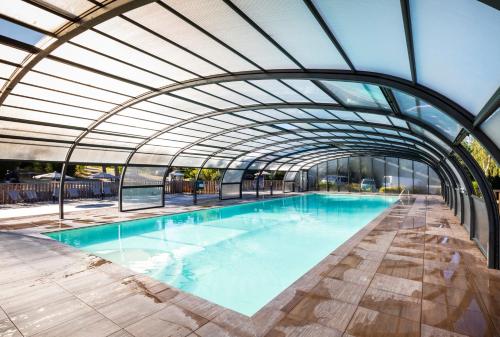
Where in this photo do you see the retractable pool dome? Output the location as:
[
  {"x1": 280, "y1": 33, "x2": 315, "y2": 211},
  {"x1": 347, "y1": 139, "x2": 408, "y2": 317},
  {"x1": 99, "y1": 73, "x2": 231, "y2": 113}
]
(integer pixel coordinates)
[{"x1": 0, "y1": 0, "x2": 499, "y2": 266}]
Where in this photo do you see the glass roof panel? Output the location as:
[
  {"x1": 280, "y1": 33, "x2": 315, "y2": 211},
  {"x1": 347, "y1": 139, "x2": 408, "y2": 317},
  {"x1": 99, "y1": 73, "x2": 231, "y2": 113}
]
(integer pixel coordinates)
[
  {"x1": 389, "y1": 117, "x2": 408, "y2": 129},
  {"x1": 0, "y1": 44, "x2": 30, "y2": 64},
  {"x1": 304, "y1": 109, "x2": 335, "y2": 119},
  {"x1": 0, "y1": 0, "x2": 67, "y2": 32},
  {"x1": 4, "y1": 94, "x2": 104, "y2": 120},
  {"x1": 232, "y1": 0, "x2": 348, "y2": 69},
  {"x1": 0, "y1": 139, "x2": 69, "y2": 161},
  {"x1": 250, "y1": 80, "x2": 307, "y2": 102},
  {"x1": 70, "y1": 147, "x2": 130, "y2": 164},
  {"x1": 41, "y1": 0, "x2": 95, "y2": 16},
  {"x1": 329, "y1": 110, "x2": 361, "y2": 121},
  {"x1": 480, "y1": 108, "x2": 500, "y2": 150},
  {"x1": 135, "y1": 101, "x2": 195, "y2": 119},
  {"x1": 51, "y1": 43, "x2": 171, "y2": 88},
  {"x1": 126, "y1": 3, "x2": 257, "y2": 72},
  {"x1": 411, "y1": 0, "x2": 500, "y2": 115},
  {"x1": 195, "y1": 84, "x2": 258, "y2": 106},
  {"x1": 283, "y1": 80, "x2": 336, "y2": 103},
  {"x1": 34, "y1": 59, "x2": 146, "y2": 97},
  {"x1": 12, "y1": 83, "x2": 116, "y2": 112},
  {"x1": 410, "y1": 124, "x2": 452, "y2": 154},
  {"x1": 356, "y1": 113, "x2": 391, "y2": 125},
  {"x1": 149, "y1": 95, "x2": 212, "y2": 114},
  {"x1": 172, "y1": 88, "x2": 236, "y2": 109},
  {"x1": 0, "y1": 63, "x2": 17, "y2": 79},
  {"x1": 0, "y1": 105, "x2": 92, "y2": 128},
  {"x1": 234, "y1": 111, "x2": 274, "y2": 122},
  {"x1": 22, "y1": 72, "x2": 129, "y2": 104},
  {"x1": 95, "y1": 16, "x2": 222, "y2": 77},
  {"x1": 119, "y1": 108, "x2": 180, "y2": 125},
  {"x1": 313, "y1": 0, "x2": 411, "y2": 80},
  {"x1": 394, "y1": 90, "x2": 461, "y2": 140},
  {"x1": 72, "y1": 30, "x2": 196, "y2": 82},
  {"x1": 213, "y1": 115, "x2": 250, "y2": 126},
  {"x1": 321, "y1": 81, "x2": 390, "y2": 109},
  {"x1": 95, "y1": 122, "x2": 154, "y2": 137},
  {"x1": 164, "y1": 0, "x2": 297, "y2": 70},
  {"x1": 221, "y1": 81, "x2": 281, "y2": 104}
]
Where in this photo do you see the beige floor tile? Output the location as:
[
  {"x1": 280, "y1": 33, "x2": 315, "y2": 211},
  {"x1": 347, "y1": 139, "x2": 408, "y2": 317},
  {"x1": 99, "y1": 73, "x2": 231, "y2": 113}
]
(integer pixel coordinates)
[
  {"x1": 359, "y1": 287, "x2": 421, "y2": 322},
  {"x1": 287, "y1": 294, "x2": 357, "y2": 331},
  {"x1": 31, "y1": 311, "x2": 120, "y2": 337},
  {"x1": 309, "y1": 278, "x2": 367, "y2": 305},
  {"x1": 264, "y1": 317, "x2": 342, "y2": 337},
  {"x1": 346, "y1": 306, "x2": 420, "y2": 337},
  {"x1": 9, "y1": 296, "x2": 93, "y2": 336},
  {"x1": 370, "y1": 273, "x2": 422, "y2": 298},
  {"x1": 98, "y1": 293, "x2": 167, "y2": 328}
]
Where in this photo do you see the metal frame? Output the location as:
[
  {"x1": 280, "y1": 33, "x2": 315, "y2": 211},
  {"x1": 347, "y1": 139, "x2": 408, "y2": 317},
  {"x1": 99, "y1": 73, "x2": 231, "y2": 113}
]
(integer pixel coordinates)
[{"x1": 0, "y1": 0, "x2": 498, "y2": 267}]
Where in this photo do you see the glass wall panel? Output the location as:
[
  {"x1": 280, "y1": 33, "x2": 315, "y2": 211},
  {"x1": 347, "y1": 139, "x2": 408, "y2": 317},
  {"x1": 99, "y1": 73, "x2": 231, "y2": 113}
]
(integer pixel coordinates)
[
  {"x1": 349, "y1": 157, "x2": 361, "y2": 192},
  {"x1": 337, "y1": 157, "x2": 349, "y2": 192},
  {"x1": 413, "y1": 162, "x2": 429, "y2": 194},
  {"x1": 284, "y1": 181, "x2": 295, "y2": 193},
  {"x1": 472, "y1": 197, "x2": 488, "y2": 254},
  {"x1": 222, "y1": 169, "x2": 244, "y2": 183},
  {"x1": 121, "y1": 166, "x2": 166, "y2": 211},
  {"x1": 307, "y1": 156, "x2": 440, "y2": 195},
  {"x1": 122, "y1": 186, "x2": 163, "y2": 211},
  {"x1": 360, "y1": 157, "x2": 374, "y2": 192},
  {"x1": 327, "y1": 159, "x2": 338, "y2": 191},
  {"x1": 307, "y1": 165, "x2": 318, "y2": 190},
  {"x1": 429, "y1": 167, "x2": 441, "y2": 195},
  {"x1": 220, "y1": 184, "x2": 240, "y2": 200},
  {"x1": 399, "y1": 159, "x2": 414, "y2": 193},
  {"x1": 317, "y1": 161, "x2": 327, "y2": 191},
  {"x1": 373, "y1": 157, "x2": 385, "y2": 192},
  {"x1": 123, "y1": 166, "x2": 166, "y2": 186},
  {"x1": 385, "y1": 157, "x2": 400, "y2": 193}
]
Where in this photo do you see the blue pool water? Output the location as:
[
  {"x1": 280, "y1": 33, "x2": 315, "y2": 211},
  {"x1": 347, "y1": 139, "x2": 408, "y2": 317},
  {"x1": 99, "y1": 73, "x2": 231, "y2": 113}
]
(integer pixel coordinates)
[{"x1": 46, "y1": 194, "x2": 398, "y2": 316}]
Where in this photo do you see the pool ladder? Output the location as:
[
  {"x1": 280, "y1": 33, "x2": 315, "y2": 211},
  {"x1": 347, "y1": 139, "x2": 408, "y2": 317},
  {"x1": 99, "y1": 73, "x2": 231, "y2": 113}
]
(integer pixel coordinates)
[{"x1": 399, "y1": 187, "x2": 410, "y2": 204}]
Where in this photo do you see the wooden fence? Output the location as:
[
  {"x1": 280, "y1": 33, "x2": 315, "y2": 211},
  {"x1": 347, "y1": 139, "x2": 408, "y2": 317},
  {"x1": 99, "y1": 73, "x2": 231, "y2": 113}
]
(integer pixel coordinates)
[
  {"x1": 0, "y1": 181, "x2": 119, "y2": 204},
  {"x1": 0, "y1": 179, "x2": 287, "y2": 204}
]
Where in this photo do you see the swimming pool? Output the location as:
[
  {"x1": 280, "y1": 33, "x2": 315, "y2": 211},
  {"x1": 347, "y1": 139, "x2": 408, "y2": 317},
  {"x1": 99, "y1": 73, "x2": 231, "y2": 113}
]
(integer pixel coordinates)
[{"x1": 47, "y1": 194, "x2": 398, "y2": 316}]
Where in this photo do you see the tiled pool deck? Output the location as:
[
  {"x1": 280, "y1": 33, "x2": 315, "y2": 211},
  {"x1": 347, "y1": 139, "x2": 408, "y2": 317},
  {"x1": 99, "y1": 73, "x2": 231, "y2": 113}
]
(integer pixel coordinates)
[{"x1": 0, "y1": 195, "x2": 499, "y2": 337}]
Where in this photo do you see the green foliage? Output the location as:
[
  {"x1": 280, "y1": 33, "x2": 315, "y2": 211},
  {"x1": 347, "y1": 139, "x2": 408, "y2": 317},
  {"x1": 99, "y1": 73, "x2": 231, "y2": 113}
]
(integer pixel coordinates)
[
  {"x1": 463, "y1": 136, "x2": 500, "y2": 179},
  {"x1": 200, "y1": 169, "x2": 220, "y2": 181},
  {"x1": 182, "y1": 168, "x2": 198, "y2": 180},
  {"x1": 472, "y1": 181, "x2": 482, "y2": 197}
]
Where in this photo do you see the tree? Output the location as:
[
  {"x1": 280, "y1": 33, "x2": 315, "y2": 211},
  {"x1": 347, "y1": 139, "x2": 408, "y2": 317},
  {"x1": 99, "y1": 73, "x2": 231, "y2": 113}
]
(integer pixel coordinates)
[
  {"x1": 200, "y1": 169, "x2": 220, "y2": 181},
  {"x1": 463, "y1": 136, "x2": 500, "y2": 178}
]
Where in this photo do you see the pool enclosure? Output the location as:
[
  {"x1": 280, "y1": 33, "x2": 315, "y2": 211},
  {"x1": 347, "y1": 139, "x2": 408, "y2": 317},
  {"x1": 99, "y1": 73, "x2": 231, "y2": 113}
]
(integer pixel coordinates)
[{"x1": 0, "y1": 0, "x2": 499, "y2": 267}]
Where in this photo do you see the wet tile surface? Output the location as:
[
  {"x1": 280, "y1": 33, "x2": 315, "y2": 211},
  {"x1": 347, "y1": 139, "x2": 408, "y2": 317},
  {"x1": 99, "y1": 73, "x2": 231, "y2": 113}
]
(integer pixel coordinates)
[{"x1": 0, "y1": 195, "x2": 498, "y2": 337}]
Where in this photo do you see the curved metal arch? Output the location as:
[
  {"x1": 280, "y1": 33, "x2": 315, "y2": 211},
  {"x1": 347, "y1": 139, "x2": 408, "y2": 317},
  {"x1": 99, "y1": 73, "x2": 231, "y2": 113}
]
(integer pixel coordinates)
[
  {"x1": 244, "y1": 139, "x2": 440, "y2": 186},
  {"x1": 69, "y1": 70, "x2": 497, "y2": 162},
  {"x1": 240, "y1": 147, "x2": 436, "y2": 197},
  {"x1": 284, "y1": 147, "x2": 436, "y2": 173},
  {"x1": 65, "y1": 72, "x2": 498, "y2": 210},
  {"x1": 151, "y1": 101, "x2": 457, "y2": 186},
  {"x1": 253, "y1": 145, "x2": 437, "y2": 184},
  {"x1": 200, "y1": 125, "x2": 446, "y2": 183}
]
